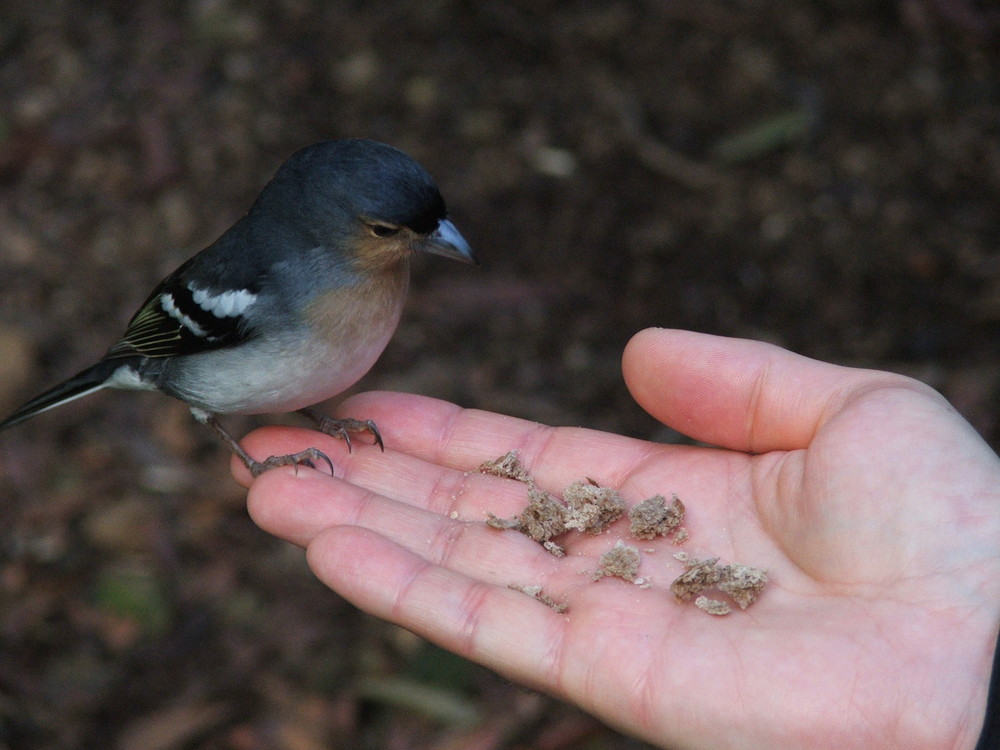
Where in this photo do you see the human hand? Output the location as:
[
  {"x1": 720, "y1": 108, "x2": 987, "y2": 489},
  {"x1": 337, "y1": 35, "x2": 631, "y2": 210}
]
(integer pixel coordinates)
[{"x1": 236, "y1": 328, "x2": 1000, "y2": 749}]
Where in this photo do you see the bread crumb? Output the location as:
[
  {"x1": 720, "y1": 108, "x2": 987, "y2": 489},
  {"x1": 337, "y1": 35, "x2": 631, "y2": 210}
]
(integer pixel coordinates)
[
  {"x1": 670, "y1": 556, "x2": 722, "y2": 602},
  {"x1": 718, "y1": 563, "x2": 768, "y2": 609},
  {"x1": 478, "y1": 450, "x2": 533, "y2": 483},
  {"x1": 508, "y1": 583, "x2": 568, "y2": 613},
  {"x1": 520, "y1": 488, "x2": 567, "y2": 542},
  {"x1": 563, "y1": 479, "x2": 627, "y2": 534},
  {"x1": 592, "y1": 540, "x2": 641, "y2": 582},
  {"x1": 542, "y1": 540, "x2": 566, "y2": 557},
  {"x1": 485, "y1": 513, "x2": 520, "y2": 530},
  {"x1": 628, "y1": 493, "x2": 685, "y2": 540},
  {"x1": 486, "y1": 487, "x2": 566, "y2": 555},
  {"x1": 695, "y1": 596, "x2": 731, "y2": 616},
  {"x1": 671, "y1": 556, "x2": 769, "y2": 611}
]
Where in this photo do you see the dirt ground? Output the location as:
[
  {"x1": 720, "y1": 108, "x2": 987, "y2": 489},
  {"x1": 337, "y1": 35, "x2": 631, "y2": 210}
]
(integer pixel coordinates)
[{"x1": 1, "y1": 1, "x2": 998, "y2": 748}]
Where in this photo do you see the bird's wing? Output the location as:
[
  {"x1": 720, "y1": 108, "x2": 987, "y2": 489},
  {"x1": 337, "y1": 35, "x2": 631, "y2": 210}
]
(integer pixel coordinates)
[{"x1": 106, "y1": 256, "x2": 259, "y2": 359}]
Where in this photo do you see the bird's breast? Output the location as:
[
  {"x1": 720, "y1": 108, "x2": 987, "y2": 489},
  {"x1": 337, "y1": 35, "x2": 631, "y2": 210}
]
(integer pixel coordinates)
[
  {"x1": 304, "y1": 261, "x2": 409, "y2": 351},
  {"x1": 161, "y1": 263, "x2": 410, "y2": 415}
]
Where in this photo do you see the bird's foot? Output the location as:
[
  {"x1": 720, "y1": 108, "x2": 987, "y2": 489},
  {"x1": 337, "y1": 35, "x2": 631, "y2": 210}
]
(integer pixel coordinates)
[
  {"x1": 247, "y1": 447, "x2": 335, "y2": 479},
  {"x1": 191, "y1": 408, "x2": 337, "y2": 479},
  {"x1": 298, "y1": 409, "x2": 384, "y2": 452}
]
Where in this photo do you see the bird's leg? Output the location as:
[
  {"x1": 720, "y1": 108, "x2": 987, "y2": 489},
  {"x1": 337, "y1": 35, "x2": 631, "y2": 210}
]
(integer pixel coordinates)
[
  {"x1": 298, "y1": 408, "x2": 385, "y2": 452},
  {"x1": 189, "y1": 407, "x2": 335, "y2": 478}
]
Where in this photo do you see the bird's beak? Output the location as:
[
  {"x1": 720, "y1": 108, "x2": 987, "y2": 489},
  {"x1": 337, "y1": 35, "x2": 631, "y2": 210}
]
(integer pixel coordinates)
[{"x1": 422, "y1": 219, "x2": 477, "y2": 264}]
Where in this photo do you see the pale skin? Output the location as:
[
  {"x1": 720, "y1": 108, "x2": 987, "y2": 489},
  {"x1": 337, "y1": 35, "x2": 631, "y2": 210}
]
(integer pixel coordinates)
[{"x1": 234, "y1": 328, "x2": 1000, "y2": 749}]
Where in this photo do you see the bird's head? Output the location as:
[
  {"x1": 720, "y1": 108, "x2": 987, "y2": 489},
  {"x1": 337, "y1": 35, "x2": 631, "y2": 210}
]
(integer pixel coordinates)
[{"x1": 255, "y1": 139, "x2": 476, "y2": 271}]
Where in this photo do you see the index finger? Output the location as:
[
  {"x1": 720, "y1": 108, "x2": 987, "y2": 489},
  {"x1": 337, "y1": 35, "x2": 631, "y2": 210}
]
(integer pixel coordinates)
[{"x1": 331, "y1": 391, "x2": 677, "y2": 494}]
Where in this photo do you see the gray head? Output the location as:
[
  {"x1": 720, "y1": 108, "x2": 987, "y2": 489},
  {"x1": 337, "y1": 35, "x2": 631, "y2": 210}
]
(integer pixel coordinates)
[{"x1": 249, "y1": 139, "x2": 474, "y2": 264}]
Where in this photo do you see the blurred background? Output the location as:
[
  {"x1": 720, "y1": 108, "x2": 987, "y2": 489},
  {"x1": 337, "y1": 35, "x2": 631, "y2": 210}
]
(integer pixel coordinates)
[{"x1": 0, "y1": 1, "x2": 998, "y2": 748}]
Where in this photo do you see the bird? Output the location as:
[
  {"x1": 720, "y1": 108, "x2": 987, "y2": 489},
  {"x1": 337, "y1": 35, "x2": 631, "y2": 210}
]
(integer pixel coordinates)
[{"x1": 0, "y1": 139, "x2": 475, "y2": 477}]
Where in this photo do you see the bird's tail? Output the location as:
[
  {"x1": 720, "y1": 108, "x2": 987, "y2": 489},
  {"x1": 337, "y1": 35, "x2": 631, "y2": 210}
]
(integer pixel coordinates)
[{"x1": 0, "y1": 359, "x2": 125, "y2": 430}]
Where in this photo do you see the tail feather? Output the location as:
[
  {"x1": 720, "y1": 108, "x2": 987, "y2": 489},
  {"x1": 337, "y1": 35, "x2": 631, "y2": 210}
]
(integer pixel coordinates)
[{"x1": 0, "y1": 359, "x2": 126, "y2": 430}]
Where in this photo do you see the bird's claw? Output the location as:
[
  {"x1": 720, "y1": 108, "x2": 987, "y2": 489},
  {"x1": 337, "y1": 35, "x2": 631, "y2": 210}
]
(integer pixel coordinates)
[
  {"x1": 248, "y1": 447, "x2": 336, "y2": 478},
  {"x1": 299, "y1": 410, "x2": 384, "y2": 452}
]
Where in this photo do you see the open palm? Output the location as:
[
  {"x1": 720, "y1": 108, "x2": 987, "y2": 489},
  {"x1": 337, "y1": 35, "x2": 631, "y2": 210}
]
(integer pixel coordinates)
[{"x1": 237, "y1": 328, "x2": 999, "y2": 749}]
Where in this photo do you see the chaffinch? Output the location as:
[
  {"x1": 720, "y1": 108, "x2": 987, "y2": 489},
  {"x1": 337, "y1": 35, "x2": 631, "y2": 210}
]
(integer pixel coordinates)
[{"x1": 0, "y1": 139, "x2": 475, "y2": 477}]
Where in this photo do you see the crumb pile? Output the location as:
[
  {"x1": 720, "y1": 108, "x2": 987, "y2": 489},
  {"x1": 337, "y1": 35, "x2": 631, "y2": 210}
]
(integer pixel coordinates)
[
  {"x1": 482, "y1": 451, "x2": 688, "y2": 557},
  {"x1": 479, "y1": 450, "x2": 768, "y2": 616},
  {"x1": 670, "y1": 552, "x2": 768, "y2": 611}
]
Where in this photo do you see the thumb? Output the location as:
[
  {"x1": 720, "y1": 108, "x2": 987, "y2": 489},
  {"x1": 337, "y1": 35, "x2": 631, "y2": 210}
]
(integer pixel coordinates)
[{"x1": 621, "y1": 328, "x2": 901, "y2": 452}]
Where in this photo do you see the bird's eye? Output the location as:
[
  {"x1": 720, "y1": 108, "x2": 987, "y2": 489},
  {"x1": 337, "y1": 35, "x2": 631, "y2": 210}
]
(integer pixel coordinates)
[{"x1": 369, "y1": 223, "x2": 400, "y2": 238}]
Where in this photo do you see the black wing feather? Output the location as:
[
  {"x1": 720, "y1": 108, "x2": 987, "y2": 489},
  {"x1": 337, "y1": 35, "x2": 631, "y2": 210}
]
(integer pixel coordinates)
[{"x1": 106, "y1": 257, "x2": 254, "y2": 359}]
